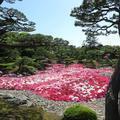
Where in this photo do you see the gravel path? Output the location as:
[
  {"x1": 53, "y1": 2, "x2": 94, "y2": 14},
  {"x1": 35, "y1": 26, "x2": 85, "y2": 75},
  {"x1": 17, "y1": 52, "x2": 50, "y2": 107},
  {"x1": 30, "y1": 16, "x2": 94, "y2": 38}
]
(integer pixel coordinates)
[{"x1": 0, "y1": 90, "x2": 105, "y2": 120}]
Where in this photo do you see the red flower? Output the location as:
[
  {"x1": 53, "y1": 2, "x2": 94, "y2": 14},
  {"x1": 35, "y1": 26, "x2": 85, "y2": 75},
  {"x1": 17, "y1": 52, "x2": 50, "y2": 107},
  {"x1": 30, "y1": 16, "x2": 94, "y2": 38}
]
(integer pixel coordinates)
[{"x1": 0, "y1": 64, "x2": 112, "y2": 102}]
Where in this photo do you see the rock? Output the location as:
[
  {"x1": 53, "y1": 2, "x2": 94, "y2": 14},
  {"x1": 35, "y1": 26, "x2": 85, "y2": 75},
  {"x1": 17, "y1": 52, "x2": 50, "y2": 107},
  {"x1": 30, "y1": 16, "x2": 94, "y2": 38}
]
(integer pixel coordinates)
[
  {"x1": 6, "y1": 98, "x2": 27, "y2": 106},
  {"x1": 2, "y1": 94, "x2": 14, "y2": 99},
  {"x1": 0, "y1": 90, "x2": 105, "y2": 119},
  {"x1": 0, "y1": 93, "x2": 27, "y2": 106}
]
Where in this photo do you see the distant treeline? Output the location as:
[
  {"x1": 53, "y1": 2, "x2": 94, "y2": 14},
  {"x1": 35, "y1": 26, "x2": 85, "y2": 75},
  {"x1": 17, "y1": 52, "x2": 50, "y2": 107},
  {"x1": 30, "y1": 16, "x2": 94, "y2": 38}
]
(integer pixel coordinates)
[{"x1": 0, "y1": 32, "x2": 119, "y2": 75}]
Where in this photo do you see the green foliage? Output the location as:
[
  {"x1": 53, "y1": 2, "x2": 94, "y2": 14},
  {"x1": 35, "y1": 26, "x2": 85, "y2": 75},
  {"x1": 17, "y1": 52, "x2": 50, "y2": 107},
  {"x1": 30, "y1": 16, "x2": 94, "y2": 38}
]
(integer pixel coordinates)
[
  {"x1": 0, "y1": 98, "x2": 61, "y2": 120},
  {"x1": 13, "y1": 57, "x2": 37, "y2": 75},
  {"x1": 0, "y1": 57, "x2": 37, "y2": 75},
  {"x1": 0, "y1": 62, "x2": 15, "y2": 72},
  {"x1": 76, "y1": 45, "x2": 120, "y2": 68},
  {"x1": 17, "y1": 65, "x2": 36, "y2": 75},
  {"x1": 82, "y1": 29, "x2": 100, "y2": 48},
  {"x1": 0, "y1": 32, "x2": 119, "y2": 75},
  {"x1": 62, "y1": 104, "x2": 97, "y2": 120},
  {"x1": 43, "y1": 112, "x2": 62, "y2": 120},
  {"x1": 0, "y1": 0, "x2": 35, "y2": 40},
  {"x1": 0, "y1": 32, "x2": 80, "y2": 75},
  {"x1": 0, "y1": 32, "x2": 18, "y2": 43},
  {"x1": 21, "y1": 48, "x2": 35, "y2": 57},
  {"x1": 35, "y1": 60, "x2": 46, "y2": 70},
  {"x1": 0, "y1": 98, "x2": 43, "y2": 120},
  {"x1": 64, "y1": 58, "x2": 76, "y2": 65},
  {"x1": 1, "y1": 0, "x2": 22, "y2": 5},
  {"x1": 82, "y1": 59, "x2": 98, "y2": 68},
  {"x1": 70, "y1": 0, "x2": 120, "y2": 36},
  {"x1": 0, "y1": 7, "x2": 35, "y2": 35},
  {"x1": 0, "y1": 0, "x2": 36, "y2": 75}
]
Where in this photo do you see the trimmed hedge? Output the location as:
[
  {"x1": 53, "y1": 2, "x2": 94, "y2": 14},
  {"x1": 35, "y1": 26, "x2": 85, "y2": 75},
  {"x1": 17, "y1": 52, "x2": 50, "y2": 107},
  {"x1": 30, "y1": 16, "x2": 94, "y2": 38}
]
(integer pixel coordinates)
[{"x1": 62, "y1": 104, "x2": 97, "y2": 120}]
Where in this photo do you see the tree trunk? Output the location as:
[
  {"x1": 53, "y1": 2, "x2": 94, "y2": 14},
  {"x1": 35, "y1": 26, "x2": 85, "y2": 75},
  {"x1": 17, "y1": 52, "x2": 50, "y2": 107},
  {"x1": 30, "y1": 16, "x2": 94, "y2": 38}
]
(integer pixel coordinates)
[{"x1": 105, "y1": 58, "x2": 120, "y2": 120}]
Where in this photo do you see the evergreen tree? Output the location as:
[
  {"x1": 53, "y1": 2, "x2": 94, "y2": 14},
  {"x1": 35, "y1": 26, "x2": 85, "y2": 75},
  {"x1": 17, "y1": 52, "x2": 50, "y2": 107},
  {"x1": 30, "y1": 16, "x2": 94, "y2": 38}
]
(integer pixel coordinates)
[
  {"x1": 0, "y1": 0, "x2": 35, "y2": 36},
  {"x1": 71, "y1": 0, "x2": 120, "y2": 120},
  {"x1": 82, "y1": 28, "x2": 100, "y2": 48},
  {"x1": 0, "y1": 0, "x2": 22, "y2": 5}
]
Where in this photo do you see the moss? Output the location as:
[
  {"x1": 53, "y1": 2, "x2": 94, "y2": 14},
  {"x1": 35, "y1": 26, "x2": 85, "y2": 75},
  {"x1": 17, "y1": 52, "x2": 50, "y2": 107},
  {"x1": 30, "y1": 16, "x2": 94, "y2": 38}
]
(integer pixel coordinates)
[
  {"x1": 16, "y1": 107, "x2": 44, "y2": 120},
  {"x1": 0, "y1": 98, "x2": 43, "y2": 120},
  {"x1": 0, "y1": 98, "x2": 62, "y2": 120},
  {"x1": 43, "y1": 111, "x2": 62, "y2": 120},
  {"x1": 62, "y1": 104, "x2": 97, "y2": 120}
]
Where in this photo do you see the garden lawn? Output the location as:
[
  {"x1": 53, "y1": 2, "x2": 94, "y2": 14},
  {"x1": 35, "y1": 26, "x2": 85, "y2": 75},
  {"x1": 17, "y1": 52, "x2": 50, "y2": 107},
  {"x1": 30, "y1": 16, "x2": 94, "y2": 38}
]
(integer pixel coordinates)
[{"x1": 0, "y1": 64, "x2": 112, "y2": 102}]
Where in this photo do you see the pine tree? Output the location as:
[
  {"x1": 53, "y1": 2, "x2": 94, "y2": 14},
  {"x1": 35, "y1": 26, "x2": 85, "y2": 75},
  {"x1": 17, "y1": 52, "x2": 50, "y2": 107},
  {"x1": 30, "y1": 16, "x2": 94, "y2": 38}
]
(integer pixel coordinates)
[
  {"x1": 0, "y1": 0, "x2": 35, "y2": 36},
  {"x1": 71, "y1": 1, "x2": 120, "y2": 120}
]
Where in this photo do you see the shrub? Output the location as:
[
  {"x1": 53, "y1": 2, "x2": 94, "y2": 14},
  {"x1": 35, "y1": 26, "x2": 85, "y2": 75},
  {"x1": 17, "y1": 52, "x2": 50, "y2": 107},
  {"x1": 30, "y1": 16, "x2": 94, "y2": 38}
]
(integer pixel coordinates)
[
  {"x1": 17, "y1": 65, "x2": 37, "y2": 75},
  {"x1": 62, "y1": 104, "x2": 97, "y2": 120},
  {"x1": 0, "y1": 98, "x2": 61, "y2": 120},
  {"x1": 0, "y1": 98, "x2": 43, "y2": 120},
  {"x1": 0, "y1": 63, "x2": 15, "y2": 73},
  {"x1": 14, "y1": 57, "x2": 37, "y2": 75},
  {"x1": 35, "y1": 60, "x2": 46, "y2": 70}
]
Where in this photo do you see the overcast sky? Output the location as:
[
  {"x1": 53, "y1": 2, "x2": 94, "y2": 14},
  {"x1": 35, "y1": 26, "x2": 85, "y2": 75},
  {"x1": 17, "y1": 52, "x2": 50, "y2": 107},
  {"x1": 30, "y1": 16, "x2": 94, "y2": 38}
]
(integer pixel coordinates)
[{"x1": 2, "y1": 0, "x2": 120, "y2": 47}]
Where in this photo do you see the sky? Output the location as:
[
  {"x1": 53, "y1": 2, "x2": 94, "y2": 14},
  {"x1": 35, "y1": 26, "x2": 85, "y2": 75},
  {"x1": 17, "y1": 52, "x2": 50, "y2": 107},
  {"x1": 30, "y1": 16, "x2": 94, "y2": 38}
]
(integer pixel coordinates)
[{"x1": 2, "y1": 0, "x2": 120, "y2": 47}]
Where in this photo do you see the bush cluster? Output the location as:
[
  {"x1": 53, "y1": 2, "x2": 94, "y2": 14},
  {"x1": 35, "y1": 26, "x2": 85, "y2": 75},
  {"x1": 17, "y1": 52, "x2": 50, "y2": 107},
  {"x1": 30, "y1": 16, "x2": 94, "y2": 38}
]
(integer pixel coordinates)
[
  {"x1": 0, "y1": 32, "x2": 119, "y2": 75},
  {"x1": 62, "y1": 104, "x2": 97, "y2": 120},
  {"x1": 0, "y1": 98, "x2": 97, "y2": 120},
  {"x1": 0, "y1": 98, "x2": 61, "y2": 120},
  {"x1": 0, "y1": 98, "x2": 43, "y2": 120}
]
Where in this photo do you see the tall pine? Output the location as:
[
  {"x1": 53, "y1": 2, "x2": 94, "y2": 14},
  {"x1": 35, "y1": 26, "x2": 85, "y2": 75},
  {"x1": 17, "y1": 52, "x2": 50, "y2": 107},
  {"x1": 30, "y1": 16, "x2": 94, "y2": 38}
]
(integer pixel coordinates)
[{"x1": 71, "y1": 0, "x2": 120, "y2": 120}]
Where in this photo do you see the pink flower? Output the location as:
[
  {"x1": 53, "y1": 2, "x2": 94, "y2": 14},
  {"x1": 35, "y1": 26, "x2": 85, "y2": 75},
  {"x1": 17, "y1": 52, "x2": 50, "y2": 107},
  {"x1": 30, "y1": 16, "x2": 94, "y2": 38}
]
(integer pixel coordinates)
[{"x1": 0, "y1": 64, "x2": 112, "y2": 102}]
